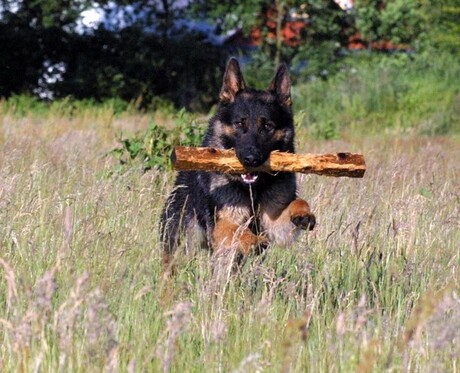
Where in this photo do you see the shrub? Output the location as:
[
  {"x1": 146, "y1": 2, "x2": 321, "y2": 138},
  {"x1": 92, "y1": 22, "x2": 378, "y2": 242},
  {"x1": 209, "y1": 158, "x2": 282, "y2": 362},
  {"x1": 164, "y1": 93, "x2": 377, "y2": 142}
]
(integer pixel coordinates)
[{"x1": 110, "y1": 109, "x2": 206, "y2": 172}]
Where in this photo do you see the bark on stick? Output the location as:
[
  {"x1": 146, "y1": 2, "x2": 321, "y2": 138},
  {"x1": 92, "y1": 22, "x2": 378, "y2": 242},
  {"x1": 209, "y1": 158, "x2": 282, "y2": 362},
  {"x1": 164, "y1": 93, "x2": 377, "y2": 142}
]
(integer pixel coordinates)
[{"x1": 172, "y1": 146, "x2": 366, "y2": 178}]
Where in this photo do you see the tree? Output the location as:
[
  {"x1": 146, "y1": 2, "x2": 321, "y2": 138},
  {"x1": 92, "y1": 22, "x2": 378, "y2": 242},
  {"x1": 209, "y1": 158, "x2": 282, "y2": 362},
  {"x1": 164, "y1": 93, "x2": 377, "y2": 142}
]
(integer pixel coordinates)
[
  {"x1": 424, "y1": 0, "x2": 460, "y2": 54},
  {"x1": 0, "y1": 0, "x2": 93, "y2": 97},
  {"x1": 292, "y1": 0, "x2": 352, "y2": 79},
  {"x1": 189, "y1": 0, "x2": 352, "y2": 82},
  {"x1": 0, "y1": 0, "x2": 228, "y2": 109},
  {"x1": 352, "y1": 0, "x2": 425, "y2": 50}
]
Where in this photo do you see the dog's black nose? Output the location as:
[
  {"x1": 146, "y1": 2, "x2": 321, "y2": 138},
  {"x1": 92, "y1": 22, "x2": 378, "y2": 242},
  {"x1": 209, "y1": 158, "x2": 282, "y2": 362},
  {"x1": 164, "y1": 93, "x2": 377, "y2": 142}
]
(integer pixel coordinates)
[{"x1": 243, "y1": 154, "x2": 261, "y2": 167}]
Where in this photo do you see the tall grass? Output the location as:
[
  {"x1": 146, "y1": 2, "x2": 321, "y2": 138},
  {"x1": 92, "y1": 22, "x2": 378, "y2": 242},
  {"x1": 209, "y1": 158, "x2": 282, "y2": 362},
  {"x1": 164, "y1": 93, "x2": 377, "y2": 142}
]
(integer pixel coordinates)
[
  {"x1": 293, "y1": 52, "x2": 460, "y2": 138},
  {"x1": 0, "y1": 99, "x2": 459, "y2": 371}
]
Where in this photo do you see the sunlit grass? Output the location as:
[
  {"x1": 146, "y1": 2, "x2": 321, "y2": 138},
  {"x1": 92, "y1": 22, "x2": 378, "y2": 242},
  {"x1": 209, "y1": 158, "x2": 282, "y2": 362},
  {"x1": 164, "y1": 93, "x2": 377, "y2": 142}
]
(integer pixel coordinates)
[
  {"x1": 0, "y1": 105, "x2": 459, "y2": 371},
  {"x1": 293, "y1": 53, "x2": 460, "y2": 139}
]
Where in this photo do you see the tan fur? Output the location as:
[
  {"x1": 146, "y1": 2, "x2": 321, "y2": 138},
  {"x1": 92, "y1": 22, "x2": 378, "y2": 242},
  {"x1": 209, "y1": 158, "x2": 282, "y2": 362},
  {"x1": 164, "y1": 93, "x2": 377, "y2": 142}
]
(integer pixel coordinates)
[
  {"x1": 273, "y1": 128, "x2": 289, "y2": 142},
  {"x1": 212, "y1": 197, "x2": 313, "y2": 253},
  {"x1": 260, "y1": 198, "x2": 313, "y2": 247},
  {"x1": 207, "y1": 120, "x2": 235, "y2": 148},
  {"x1": 212, "y1": 206, "x2": 266, "y2": 255},
  {"x1": 221, "y1": 124, "x2": 236, "y2": 138}
]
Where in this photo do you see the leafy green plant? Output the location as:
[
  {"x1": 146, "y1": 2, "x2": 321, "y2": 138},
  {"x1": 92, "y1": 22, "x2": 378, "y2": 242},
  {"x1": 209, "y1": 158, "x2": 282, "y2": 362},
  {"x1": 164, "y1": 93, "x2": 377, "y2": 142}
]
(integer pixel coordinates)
[
  {"x1": 2, "y1": 95, "x2": 49, "y2": 116},
  {"x1": 111, "y1": 109, "x2": 205, "y2": 171},
  {"x1": 312, "y1": 120, "x2": 341, "y2": 140}
]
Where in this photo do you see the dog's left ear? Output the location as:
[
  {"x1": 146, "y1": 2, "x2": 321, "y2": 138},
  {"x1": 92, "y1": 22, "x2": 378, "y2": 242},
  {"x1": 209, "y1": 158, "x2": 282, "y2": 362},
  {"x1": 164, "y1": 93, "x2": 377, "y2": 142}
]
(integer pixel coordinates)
[
  {"x1": 219, "y1": 58, "x2": 246, "y2": 103},
  {"x1": 268, "y1": 64, "x2": 292, "y2": 107}
]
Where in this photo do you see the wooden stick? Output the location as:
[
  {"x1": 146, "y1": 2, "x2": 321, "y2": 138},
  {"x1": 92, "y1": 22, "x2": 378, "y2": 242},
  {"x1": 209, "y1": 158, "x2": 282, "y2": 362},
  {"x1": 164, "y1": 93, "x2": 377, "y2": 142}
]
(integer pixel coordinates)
[{"x1": 172, "y1": 146, "x2": 366, "y2": 178}]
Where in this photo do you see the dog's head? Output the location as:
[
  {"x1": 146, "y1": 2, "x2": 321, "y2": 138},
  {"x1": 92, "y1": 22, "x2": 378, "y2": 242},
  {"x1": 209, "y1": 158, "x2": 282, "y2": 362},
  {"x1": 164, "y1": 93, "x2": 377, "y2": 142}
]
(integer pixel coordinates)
[{"x1": 205, "y1": 58, "x2": 295, "y2": 185}]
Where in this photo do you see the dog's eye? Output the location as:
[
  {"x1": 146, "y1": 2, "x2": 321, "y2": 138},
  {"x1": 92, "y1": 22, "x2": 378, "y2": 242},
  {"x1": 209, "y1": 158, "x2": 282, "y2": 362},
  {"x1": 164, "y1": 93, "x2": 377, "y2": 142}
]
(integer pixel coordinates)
[
  {"x1": 233, "y1": 119, "x2": 246, "y2": 130},
  {"x1": 259, "y1": 117, "x2": 275, "y2": 132},
  {"x1": 262, "y1": 120, "x2": 275, "y2": 132}
]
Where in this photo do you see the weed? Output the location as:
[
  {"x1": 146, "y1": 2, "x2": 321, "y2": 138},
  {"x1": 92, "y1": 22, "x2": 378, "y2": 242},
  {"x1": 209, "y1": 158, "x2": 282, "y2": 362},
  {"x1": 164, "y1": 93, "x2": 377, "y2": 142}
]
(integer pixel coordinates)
[{"x1": 110, "y1": 109, "x2": 205, "y2": 171}]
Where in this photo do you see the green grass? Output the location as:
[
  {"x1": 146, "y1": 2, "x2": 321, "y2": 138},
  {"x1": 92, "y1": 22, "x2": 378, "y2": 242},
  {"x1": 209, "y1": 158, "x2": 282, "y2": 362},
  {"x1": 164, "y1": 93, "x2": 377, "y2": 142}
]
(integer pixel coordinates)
[
  {"x1": 293, "y1": 52, "x2": 460, "y2": 139},
  {"x1": 0, "y1": 99, "x2": 459, "y2": 372}
]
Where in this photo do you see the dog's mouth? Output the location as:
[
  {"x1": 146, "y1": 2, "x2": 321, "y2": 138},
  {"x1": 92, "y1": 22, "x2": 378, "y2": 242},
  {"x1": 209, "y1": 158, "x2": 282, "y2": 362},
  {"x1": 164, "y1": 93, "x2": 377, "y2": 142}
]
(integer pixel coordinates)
[{"x1": 241, "y1": 172, "x2": 259, "y2": 184}]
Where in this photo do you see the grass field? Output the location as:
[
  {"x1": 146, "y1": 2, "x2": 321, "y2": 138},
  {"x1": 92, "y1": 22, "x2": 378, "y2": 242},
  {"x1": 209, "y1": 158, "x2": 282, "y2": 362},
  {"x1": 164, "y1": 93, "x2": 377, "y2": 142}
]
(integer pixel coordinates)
[{"x1": 0, "y1": 107, "x2": 459, "y2": 372}]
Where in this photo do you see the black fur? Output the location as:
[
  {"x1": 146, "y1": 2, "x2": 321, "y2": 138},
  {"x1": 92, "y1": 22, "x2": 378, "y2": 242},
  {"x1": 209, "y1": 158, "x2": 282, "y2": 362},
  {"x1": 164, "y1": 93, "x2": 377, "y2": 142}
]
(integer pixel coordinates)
[{"x1": 160, "y1": 58, "x2": 311, "y2": 262}]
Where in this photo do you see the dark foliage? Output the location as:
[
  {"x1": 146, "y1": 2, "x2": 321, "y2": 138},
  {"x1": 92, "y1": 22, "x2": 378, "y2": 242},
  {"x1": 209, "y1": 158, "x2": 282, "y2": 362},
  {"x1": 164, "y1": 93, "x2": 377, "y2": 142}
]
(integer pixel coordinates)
[{"x1": 0, "y1": 0, "x2": 451, "y2": 111}]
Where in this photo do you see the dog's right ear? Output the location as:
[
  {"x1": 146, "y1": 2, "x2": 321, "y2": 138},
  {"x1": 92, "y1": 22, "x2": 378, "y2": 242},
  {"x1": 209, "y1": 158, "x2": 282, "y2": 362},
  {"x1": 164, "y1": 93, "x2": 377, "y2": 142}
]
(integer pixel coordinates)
[
  {"x1": 268, "y1": 63, "x2": 292, "y2": 107},
  {"x1": 219, "y1": 58, "x2": 246, "y2": 103}
]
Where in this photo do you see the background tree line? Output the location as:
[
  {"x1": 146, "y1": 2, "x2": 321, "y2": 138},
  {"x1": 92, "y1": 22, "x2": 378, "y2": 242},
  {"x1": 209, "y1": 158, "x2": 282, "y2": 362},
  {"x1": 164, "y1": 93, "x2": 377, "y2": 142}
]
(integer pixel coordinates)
[{"x1": 1, "y1": 0, "x2": 459, "y2": 111}]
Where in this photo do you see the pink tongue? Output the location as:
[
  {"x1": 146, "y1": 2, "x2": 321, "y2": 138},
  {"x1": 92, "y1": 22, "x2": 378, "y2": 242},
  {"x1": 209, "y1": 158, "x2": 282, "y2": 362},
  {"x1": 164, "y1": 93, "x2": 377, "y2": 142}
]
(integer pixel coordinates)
[{"x1": 242, "y1": 173, "x2": 258, "y2": 183}]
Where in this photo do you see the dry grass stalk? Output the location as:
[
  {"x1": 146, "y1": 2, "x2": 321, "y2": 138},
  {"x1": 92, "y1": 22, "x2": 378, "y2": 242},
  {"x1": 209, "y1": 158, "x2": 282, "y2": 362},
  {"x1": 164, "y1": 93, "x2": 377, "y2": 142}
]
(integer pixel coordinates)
[
  {"x1": 0, "y1": 258, "x2": 18, "y2": 313},
  {"x1": 356, "y1": 339, "x2": 381, "y2": 373},
  {"x1": 33, "y1": 270, "x2": 56, "y2": 316},
  {"x1": 282, "y1": 309, "x2": 313, "y2": 373},
  {"x1": 105, "y1": 345, "x2": 119, "y2": 373},
  {"x1": 399, "y1": 286, "x2": 453, "y2": 351},
  {"x1": 0, "y1": 268, "x2": 57, "y2": 364},
  {"x1": 424, "y1": 290, "x2": 460, "y2": 351},
  {"x1": 232, "y1": 353, "x2": 264, "y2": 373},
  {"x1": 63, "y1": 204, "x2": 74, "y2": 248},
  {"x1": 156, "y1": 301, "x2": 193, "y2": 373},
  {"x1": 54, "y1": 272, "x2": 90, "y2": 368}
]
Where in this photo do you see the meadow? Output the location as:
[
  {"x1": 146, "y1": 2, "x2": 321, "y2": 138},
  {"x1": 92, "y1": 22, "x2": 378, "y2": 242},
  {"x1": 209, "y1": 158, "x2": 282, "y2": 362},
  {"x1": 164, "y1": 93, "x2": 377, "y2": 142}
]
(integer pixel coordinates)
[{"x1": 1, "y1": 57, "x2": 459, "y2": 372}]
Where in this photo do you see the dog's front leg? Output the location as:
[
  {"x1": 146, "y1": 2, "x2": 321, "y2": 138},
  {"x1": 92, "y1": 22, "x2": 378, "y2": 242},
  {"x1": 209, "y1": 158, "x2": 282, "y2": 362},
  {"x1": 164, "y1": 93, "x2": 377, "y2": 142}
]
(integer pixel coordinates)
[
  {"x1": 212, "y1": 207, "x2": 266, "y2": 255},
  {"x1": 261, "y1": 198, "x2": 316, "y2": 247}
]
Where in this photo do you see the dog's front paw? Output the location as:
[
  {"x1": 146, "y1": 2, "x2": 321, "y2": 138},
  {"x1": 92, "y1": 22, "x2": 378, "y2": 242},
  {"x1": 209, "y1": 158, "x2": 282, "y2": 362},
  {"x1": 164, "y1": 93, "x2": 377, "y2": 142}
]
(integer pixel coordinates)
[
  {"x1": 289, "y1": 199, "x2": 316, "y2": 231},
  {"x1": 292, "y1": 213, "x2": 316, "y2": 231}
]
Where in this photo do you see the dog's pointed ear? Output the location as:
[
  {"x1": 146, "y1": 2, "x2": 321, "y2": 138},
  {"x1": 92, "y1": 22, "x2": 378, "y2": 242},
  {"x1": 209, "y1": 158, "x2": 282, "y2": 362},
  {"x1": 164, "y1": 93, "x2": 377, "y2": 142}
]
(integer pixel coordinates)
[
  {"x1": 268, "y1": 63, "x2": 292, "y2": 107},
  {"x1": 219, "y1": 58, "x2": 246, "y2": 103}
]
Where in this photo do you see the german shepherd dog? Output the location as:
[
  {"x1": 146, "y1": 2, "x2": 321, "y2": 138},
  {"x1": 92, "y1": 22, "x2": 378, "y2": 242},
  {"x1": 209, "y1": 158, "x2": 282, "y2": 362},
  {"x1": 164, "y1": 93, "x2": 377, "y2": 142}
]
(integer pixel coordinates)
[{"x1": 160, "y1": 58, "x2": 315, "y2": 267}]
